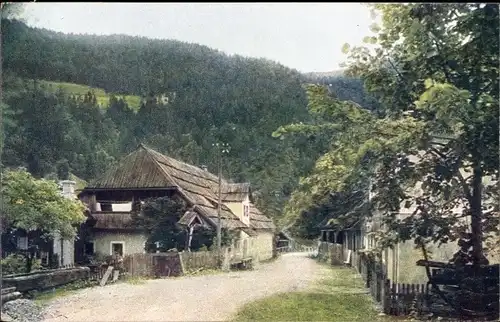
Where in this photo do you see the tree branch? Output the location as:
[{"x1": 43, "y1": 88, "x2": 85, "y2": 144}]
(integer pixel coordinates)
[{"x1": 457, "y1": 170, "x2": 473, "y2": 202}]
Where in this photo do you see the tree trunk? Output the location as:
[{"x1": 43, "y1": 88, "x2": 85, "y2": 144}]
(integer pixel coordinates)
[
  {"x1": 470, "y1": 164, "x2": 488, "y2": 266},
  {"x1": 25, "y1": 253, "x2": 33, "y2": 273}
]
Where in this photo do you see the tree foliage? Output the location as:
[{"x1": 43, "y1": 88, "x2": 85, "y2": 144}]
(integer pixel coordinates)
[
  {"x1": 279, "y1": 4, "x2": 499, "y2": 264},
  {"x1": 0, "y1": 3, "x2": 24, "y2": 20},
  {"x1": 2, "y1": 169, "x2": 86, "y2": 239},
  {"x1": 131, "y1": 196, "x2": 189, "y2": 252}
]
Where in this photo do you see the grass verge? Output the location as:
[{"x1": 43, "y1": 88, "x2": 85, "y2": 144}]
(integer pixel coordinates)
[
  {"x1": 184, "y1": 268, "x2": 224, "y2": 277},
  {"x1": 33, "y1": 280, "x2": 98, "y2": 305},
  {"x1": 234, "y1": 263, "x2": 400, "y2": 322},
  {"x1": 122, "y1": 276, "x2": 149, "y2": 285}
]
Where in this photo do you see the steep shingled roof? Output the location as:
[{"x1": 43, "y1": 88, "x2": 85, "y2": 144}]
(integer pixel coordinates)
[
  {"x1": 249, "y1": 204, "x2": 276, "y2": 231},
  {"x1": 84, "y1": 144, "x2": 247, "y2": 230}
]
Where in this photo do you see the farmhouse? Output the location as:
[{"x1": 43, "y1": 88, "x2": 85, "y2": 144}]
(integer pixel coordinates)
[{"x1": 76, "y1": 144, "x2": 275, "y2": 262}]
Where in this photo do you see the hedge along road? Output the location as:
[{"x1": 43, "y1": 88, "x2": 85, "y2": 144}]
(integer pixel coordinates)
[{"x1": 42, "y1": 253, "x2": 323, "y2": 322}]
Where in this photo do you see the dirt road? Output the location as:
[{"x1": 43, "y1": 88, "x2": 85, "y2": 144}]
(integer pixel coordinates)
[{"x1": 42, "y1": 253, "x2": 323, "y2": 322}]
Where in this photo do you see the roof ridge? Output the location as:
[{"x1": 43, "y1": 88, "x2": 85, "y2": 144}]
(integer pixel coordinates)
[
  {"x1": 144, "y1": 148, "x2": 220, "y2": 195},
  {"x1": 142, "y1": 148, "x2": 198, "y2": 206},
  {"x1": 141, "y1": 145, "x2": 236, "y2": 197},
  {"x1": 142, "y1": 144, "x2": 221, "y2": 182},
  {"x1": 86, "y1": 145, "x2": 156, "y2": 188}
]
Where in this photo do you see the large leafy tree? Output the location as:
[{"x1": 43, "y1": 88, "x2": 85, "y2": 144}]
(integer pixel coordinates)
[
  {"x1": 2, "y1": 169, "x2": 86, "y2": 238},
  {"x1": 349, "y1": 3, "x2": 499, "y2": 265},
  {"x1": 2, "y1": 169, "x2": 86, "y2": 271},
  {"x1": 278, "y1": 4, "x2": 499, "y2": 265}
]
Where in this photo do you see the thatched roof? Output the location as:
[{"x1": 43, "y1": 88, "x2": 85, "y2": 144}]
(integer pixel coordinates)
[
  {"x1": 222, "y1": 183, "x2": 250, "y2": 202},
  {"x1": 242, "y1": 227, "x2": 258, "y2": 237},
  {"x1": 249, "y1": 204, "x2": 276, "y2": 231},
  {"x1": 84, "y1": 144, "x2": 247, "y2": 230}
]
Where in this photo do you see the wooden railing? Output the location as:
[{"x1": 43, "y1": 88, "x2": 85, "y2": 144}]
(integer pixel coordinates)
[{"x1": 276, "y1": 245, "x2": 315, "y2": 254}]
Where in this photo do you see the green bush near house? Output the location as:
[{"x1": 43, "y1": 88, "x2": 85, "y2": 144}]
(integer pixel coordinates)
[{"x1": 1, "y1": 254, "x2": 42, "y2": 275}]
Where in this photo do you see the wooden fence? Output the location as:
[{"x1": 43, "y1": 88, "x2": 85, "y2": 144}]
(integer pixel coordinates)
[
  {"x1": 121, "y1": 250, "x2": 227, "y2": 277},
  {"x1": 318, "y1": 242, "x2": 344, "y2": 265},
  {"x1": 385, "y1": 281, "x2": 429, "y2": 316},
  {"x1": 123, "y1": 252, "x2": 184, "y2": 277},
  {"x1": 180, "y1": 251, "x2": 220, "y2": 272},
  {"x1": 318, "y1": 242, "x2": 428, "y2": 317}
]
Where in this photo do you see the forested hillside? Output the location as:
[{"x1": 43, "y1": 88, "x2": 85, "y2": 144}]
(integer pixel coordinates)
[
  {"x1": 1, "y1": 18, "x2": 371, "y2": 224},
  {"x1": 303, "y1": 72, "x2": 378, "y2": 113}
]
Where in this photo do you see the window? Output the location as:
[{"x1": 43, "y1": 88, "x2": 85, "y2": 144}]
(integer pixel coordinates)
[
  {"x1": 17, "y1": 236, "x2": 28, "y2": 250},
  {"x1": 84, "y1": 242, "x2": 95, "y2": 255},
  {"x1": 110, "y1": 242, "x2": 124, "y2": 256},
  {"x1": 112, "y1": 203, "x2": 132, "y2": 212},
  {"x1": 100, "y1": 203, "x2": 113, "y2": 212},
  {"x1": 243, "y1": 204, "x2": 250, "y2": 217},
  {"x1": 97, "y1": 202, "x2": 132, "y2": 212},
  {"x1": 40, "y1": 251, "x2": 49, "y2": 265}
]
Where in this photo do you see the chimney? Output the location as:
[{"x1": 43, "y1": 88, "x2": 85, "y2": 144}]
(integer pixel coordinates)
[
  {"x1": 59, "y1": 180, "x2": 76, "y2": 199},
  {"x1": 201, "y1": 165, "x2": 208, "y2": 172}
]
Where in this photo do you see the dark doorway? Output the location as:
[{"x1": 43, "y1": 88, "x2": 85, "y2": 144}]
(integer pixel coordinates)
[{"x1": 111, "y1": 242, "x2": 124, "y2": 256}]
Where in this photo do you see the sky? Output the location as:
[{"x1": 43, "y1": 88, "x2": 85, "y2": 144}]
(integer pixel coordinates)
[{"x1": 23, "y1": 3, "x2": 375, "y2": 73}]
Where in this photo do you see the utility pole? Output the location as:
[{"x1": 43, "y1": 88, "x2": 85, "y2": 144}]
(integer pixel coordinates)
[
  {"x1": 213, "y1": 142, "x2": 230, "y2": 267},
  {"x1": 217, "y1": 144, "x2": 222, "y2": 266}
]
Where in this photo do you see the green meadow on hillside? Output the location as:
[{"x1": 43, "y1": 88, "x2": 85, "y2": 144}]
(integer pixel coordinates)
[{"x1": 39, "y1": 80, "x2": 141, "y2": 110}]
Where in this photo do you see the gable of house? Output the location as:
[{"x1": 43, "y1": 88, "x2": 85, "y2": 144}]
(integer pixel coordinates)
[{"x1": 221, "y1": 183, "x2": 251, "y2": 226}]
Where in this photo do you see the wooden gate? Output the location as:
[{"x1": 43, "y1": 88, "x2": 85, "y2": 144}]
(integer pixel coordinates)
[{"x1": 152, "y1": 254, "x2": 183, "y2": 277}]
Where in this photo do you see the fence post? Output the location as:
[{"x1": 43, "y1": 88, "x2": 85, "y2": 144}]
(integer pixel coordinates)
[
  {"x1": 383, "y1": 279, "x2": 390, "y2": 314},
  {"x1": 179, "y1": 252, "x2": 186, "y2": 275},
  {"x1": 397, "y1": 283, "x2": 402, "y2": 316},
  {"x1": 376, "y1": 271, "x2": 381, "y2": 302},
  {"x1": 391, "y1": 282, "x2": 397, "y2": 316},
  {"x1": 366, "y1": 258, "x2": 371, "y2": 288}
]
